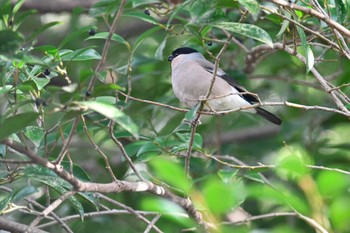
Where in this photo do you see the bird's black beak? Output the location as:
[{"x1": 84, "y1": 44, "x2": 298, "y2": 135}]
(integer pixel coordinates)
[{"x1": 167, "y1": 55, "x2": 173, "y2": 62}]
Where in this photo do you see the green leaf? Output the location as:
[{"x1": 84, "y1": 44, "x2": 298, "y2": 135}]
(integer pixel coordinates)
[
  {"x1": 203, "y1": 176, "x2": 246, "y2": 214},
  {"x1": 217, "y1": 169, "x2": 239, "y2": 183},
  {"x1": 0, "y1": 112, "x2": 39, "y2": 141},
  {"x1": 334, "y1": 0, "x2": 346, "y2": 22},
  {"x1": 132, "y1": 26, "x2": 161, "y2": 53},
  {"x1": 0, "y1": 30, "x2": 24, "y2": 54},
  {"x1": 141, "y1": 197, "x2": 192, "y2": 226},
  {"x1": 330, "y1": 197, "x2": 350, "y2": 231},
  {"x1": 296, "y1": 26, "x2": 314, "y2": 72},
  {"x1": 86, "y1": 32, "x2": 127, "y2": 44},
  {"x1": 124, "y1": 12, "x2": 158, "y2": 25},
  {"x1": 155, "y1": 36, "x2": 167, "y2": 60},
  {"x1": 0, "y1": 144, "x2": 6, "y2": 157},
  {"x1": 78, "y1": 100, "x2": 139, "y2": 139},
  {"x1": 238, "y1": 0, "x2": 260, "y2": 20},
  {"x1": 131, "y1": 0, "x2": 160, "y2": 7},
  {"x1": 24, "y1": 166, "x2": 84, "y2": 219},
  {"x1": 60, "y1": 48, "x2": 102, "y2": 61},
  {"x1": 12, "y1": 186, "x2": 38, "y2": 202},
  {"x1": 0, "y1": 85, "x2": 12, "y2": 95},
  {"x1": 30, "y1": 76, "x2": 50, "y2": 90},
  {"x1": 276, "y1": 10, "x2": 291, "y2": 38},
  {"x1": 317, "y1": 171, "x2": 349, "y2": 197},
  {"x1": 58, "y1": 26, "x2": 95, "y2": 48},
  {"x1": 149, "y1": 156, "x2": 191, "y2": 193},
  {"x1": 24, "y1": 126, "x2": 45, "y2": 147},
  {"x1": 61, "y1": 162, "x2": 91, "y2": 182},
  {"x1": 275, "y1": 145, "x2": 310, "y2": 180},
  {"x1": 32, "y1": 45, "x2": 58, "y2": 55},
  {"x1": 136, "y1": 141, "x2": 161, "y2": 160},
  {"x1": 211, "y1": 22, "x2": 273, "y2": 47},
  {"x1": 13, "y1": 0, "x2": 25, "y2": 13}
]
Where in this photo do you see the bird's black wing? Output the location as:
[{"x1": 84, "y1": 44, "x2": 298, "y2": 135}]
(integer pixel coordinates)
[{"x1": 203, "y1": 65, "x2": 259, "y2": 104}]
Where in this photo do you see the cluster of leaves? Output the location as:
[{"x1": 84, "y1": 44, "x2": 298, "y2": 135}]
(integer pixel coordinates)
[{"x1": 0, "y1": 0, "x2": 350, "y2": 232}]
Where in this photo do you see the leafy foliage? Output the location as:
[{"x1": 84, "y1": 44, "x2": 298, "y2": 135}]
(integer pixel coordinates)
[{"x1": 0, "y1": 0, "x2": 350, "y2": 232}]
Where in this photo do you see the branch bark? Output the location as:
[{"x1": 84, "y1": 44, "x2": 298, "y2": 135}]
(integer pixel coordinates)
[{"x1": 0, "y1": 216, "x2": 48, "y2": 233}]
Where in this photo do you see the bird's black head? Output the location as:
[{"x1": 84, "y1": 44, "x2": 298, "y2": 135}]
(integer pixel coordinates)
[{"x1": 168, "y1": 47, "x2": 199, "y2": 62}]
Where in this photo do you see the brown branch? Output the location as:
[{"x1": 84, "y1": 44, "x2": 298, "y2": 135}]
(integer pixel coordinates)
[
  {"x1": 267, "y1": 0, "x2": 350, "y2": 38},
  {"x1": 2, "y1": 139, "x2": 209, "y2": 231},
  {"x1": 81, "y1": 115, "x2": 118, "y2": 181},
  {"x1": 98, "y1": 194, "x2": 163, "y2": 233},
  {"x1": 87, "y1": 0, "x2": 127, "y2": 93},
  {"x1": 108, "y1": 121, "x2": 145, "y2": 181},
  {"x1": 26, "y1": 191, "x2": 76, "y2": 231},
  {"x1": 0, "y1": 216, "x2": 48, "y2": 233},
  {"x1": 247, "y1": 43, "x2": 350, "y2": 116}
]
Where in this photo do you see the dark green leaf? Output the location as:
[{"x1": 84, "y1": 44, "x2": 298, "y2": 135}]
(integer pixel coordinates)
[
  {"x1": 211, "y1": 22, "x2": 273, "y2": 47},
  {"x1": 0, "y1": 144, "x2": 6, "y2": 157},
  {"x1": 12, "y1": 186, "x2": 38, "y2": 202},
  {"x1": 86, "y1": 32, "x2": 127, "y2": 44},
  {"x1": 124, "y1": 12, "x2": 158, "y2": 25},
  {"x1": 0, "y1": 112, "x2": 39, "y2": 141},
  {"x1": 334, "y1": 0, "x2": 346, "y2": 22},
  {"x1": 58, "y1": 26, "x2": 96, "y2": 48},
  {"x1": 61, "y1": 162, "x2": 91, "y2": 182},
  {"x1": 296, "y1": 26, "x2": 314, "y2": 72},
  {"x1": 24, "y1": 126, "x2": 45, "y2": 147},
  {"x1": 60, "y1": 48, "x2": 102, "y2": 61},
  {"x1": 30, "y1": 76, "x2": 50, "y2": 90},
  {"x1": 0, "y1": 30, "x2": 24, "y2": 54},
  {"x1": 238, "y1": 0, "x2": 260, "y2": 20},
  {"x1": 136, "y1": 141, "x2": 162, "y2": 160}
]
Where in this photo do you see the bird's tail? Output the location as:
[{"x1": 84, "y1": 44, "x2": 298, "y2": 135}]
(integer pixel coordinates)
[{"x1": 256, "y1": 107, "x2": 282, "y2": 125}]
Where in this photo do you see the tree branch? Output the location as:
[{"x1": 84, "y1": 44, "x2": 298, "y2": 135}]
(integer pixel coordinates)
[
  {"x1": 0, "y1": 216, "x2": 48, "y2": 233},
  {"x1": 267, "y1": 0, "x2": 350, "y2": 38}
]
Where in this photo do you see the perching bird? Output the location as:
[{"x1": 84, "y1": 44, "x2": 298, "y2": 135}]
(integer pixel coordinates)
[{"x1": 168, "y1": 47, "x2": 282, "y2": 125}]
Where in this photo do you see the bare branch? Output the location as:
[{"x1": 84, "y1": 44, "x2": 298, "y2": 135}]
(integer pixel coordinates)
[
  {"x1": 27, "y1": 191, "x2": 76, "y2": 231},
  {"x1": 267, "y1": 0, "x2": 350, "y2": 39},
  {"x1": 87, "y1": 0, "x2": 127, "y2": 93},
  {"x1": 0, "y1": 216, "x2": 48, "y2": 233}
]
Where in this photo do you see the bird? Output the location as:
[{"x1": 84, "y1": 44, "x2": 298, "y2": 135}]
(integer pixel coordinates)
[{"x1": 167, "y1": 47, "x2": 282, "y2": 125}]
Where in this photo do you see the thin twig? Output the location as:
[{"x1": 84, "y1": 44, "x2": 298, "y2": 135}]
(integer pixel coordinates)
[
  {"x1": 54, "y1": 117, "x2": 79, "y2": 164},
  {"x1": 81, "y1": 115, "x2": 118, "y2": 181},
  {"x1": 86, "y1": 0, "x2": 127, "y2": 93},
  {"x1": 108, "y1": 121, "x2": 145, "y2": 181},
  {"x1": 26, "y1": 191, "x2": 76, "y2": 232},
  {"x1": 144, "y1": 214, "x2": 161, "y2": 233},
  {"x1": 184, "y1": 35, "x2": 233, "y2": 178},
  {"x1": 98, "y1": 194, "x2": 163, "y2": 233}
]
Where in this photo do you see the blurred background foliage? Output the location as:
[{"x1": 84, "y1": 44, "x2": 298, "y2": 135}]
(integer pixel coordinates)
[{"x1": 0, "y1": 0, "x2": 350, "y2": 232}]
